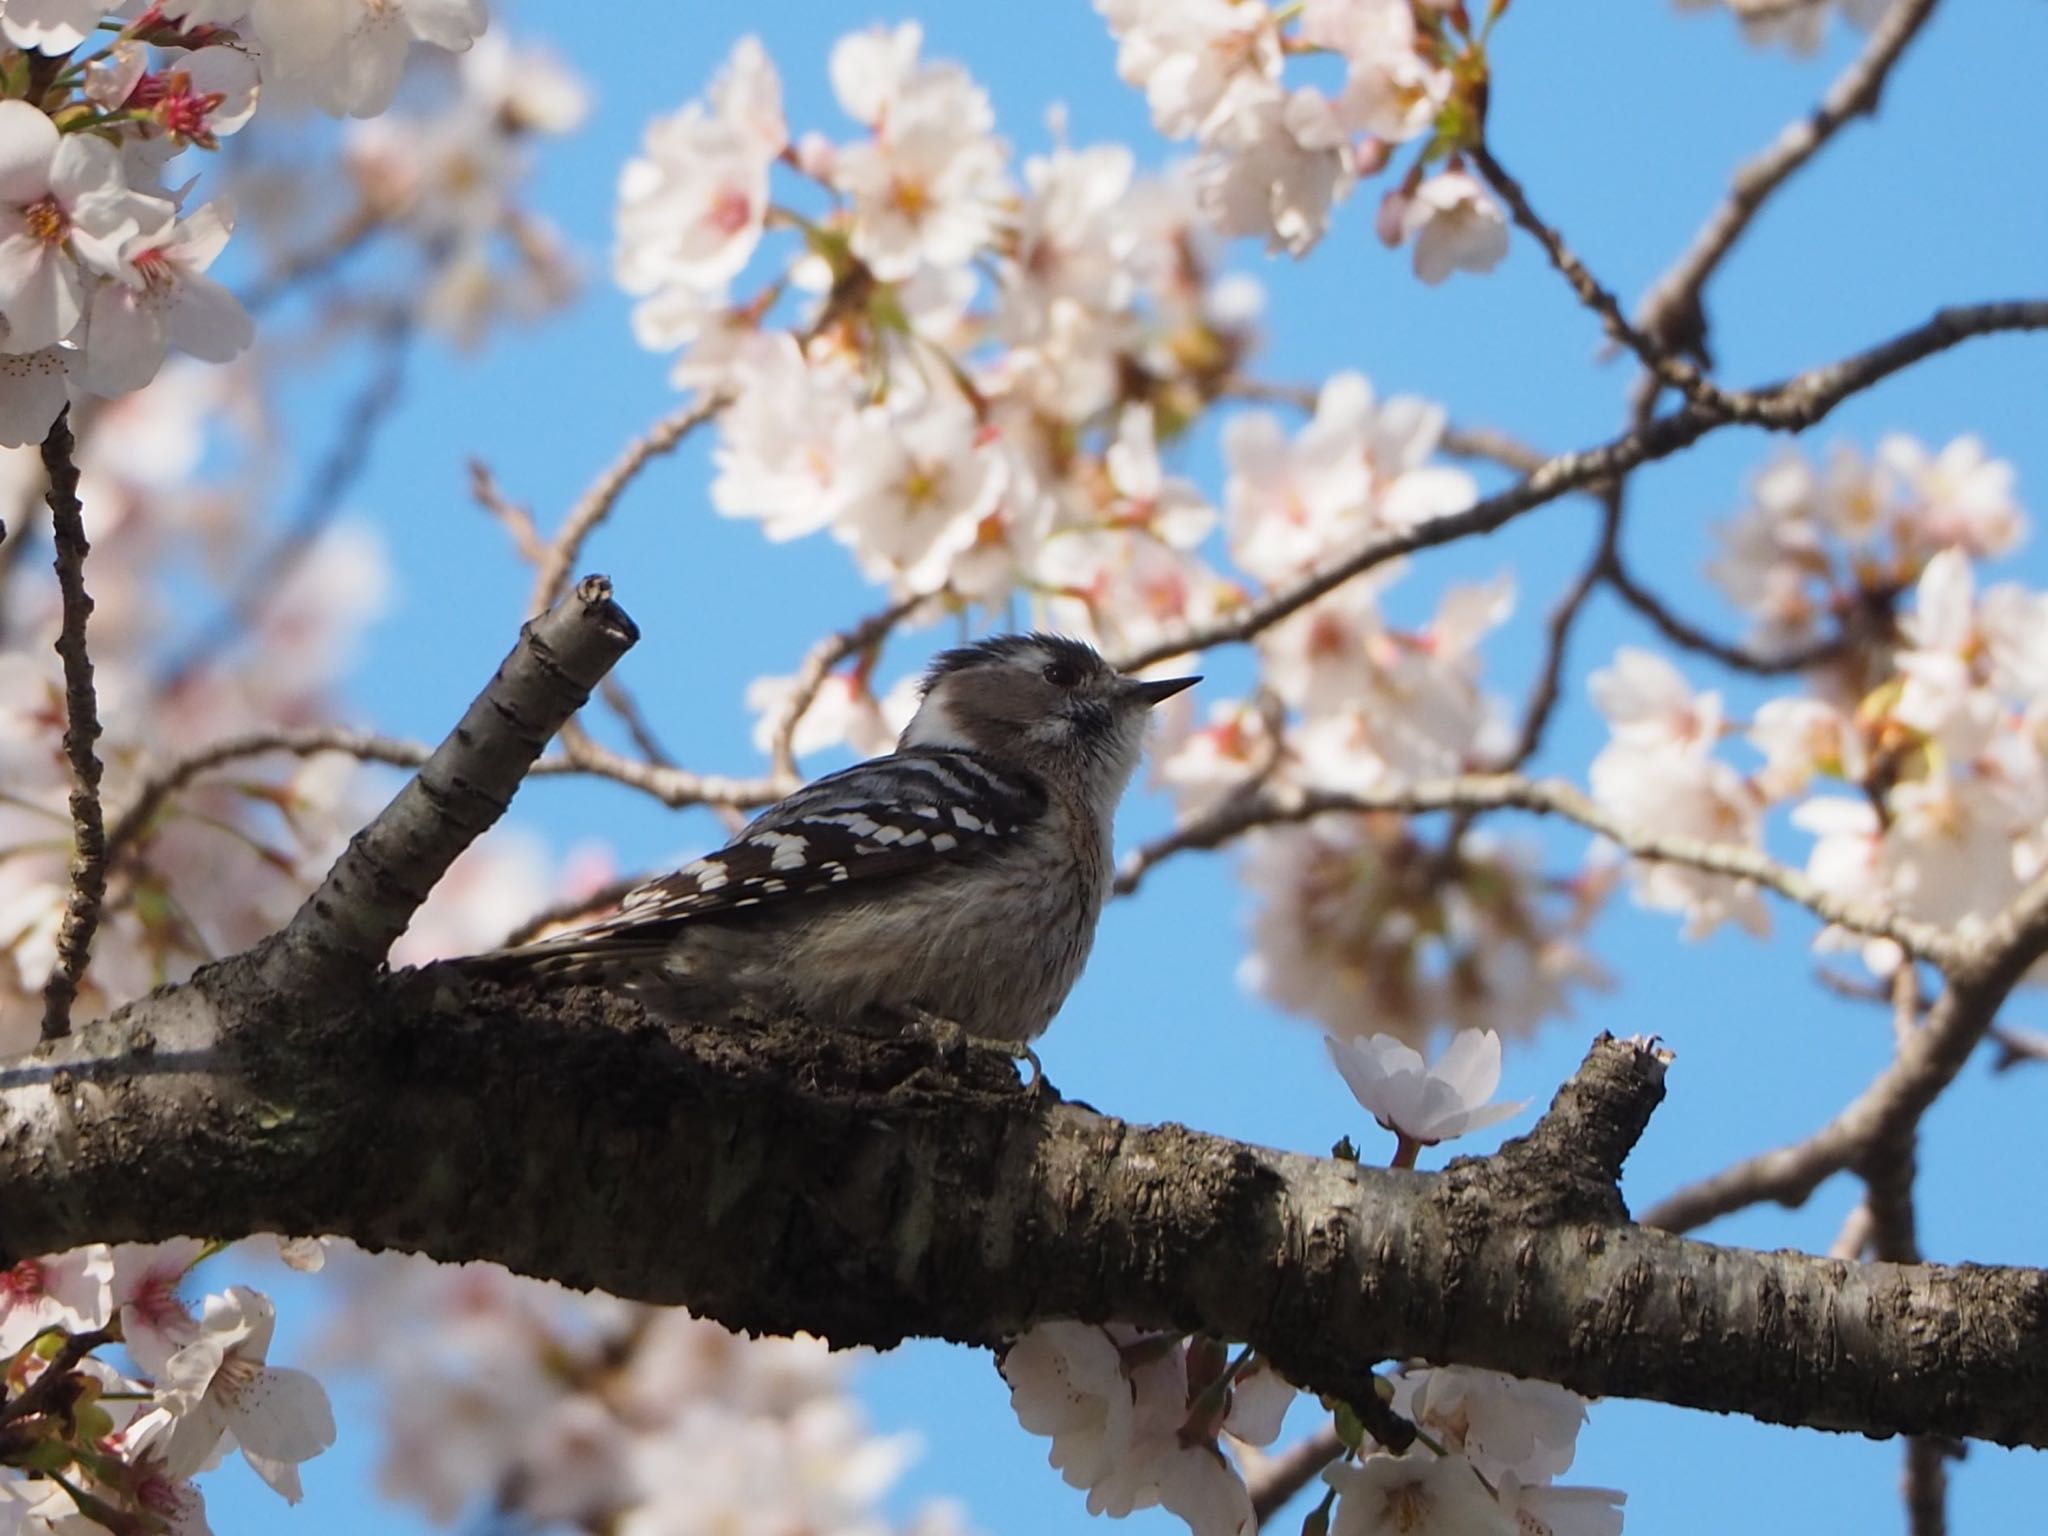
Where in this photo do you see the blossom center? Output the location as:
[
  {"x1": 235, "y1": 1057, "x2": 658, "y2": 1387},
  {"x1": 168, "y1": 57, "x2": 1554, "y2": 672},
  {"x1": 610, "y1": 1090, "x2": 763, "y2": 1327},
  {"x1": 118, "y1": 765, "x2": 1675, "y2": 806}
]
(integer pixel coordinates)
[
  {"x1": 23, "y1": 197, "x2": 67, "y2": 247},
  {"x1": 707, "y1": 187, "x2": 752, "y2": 236}
]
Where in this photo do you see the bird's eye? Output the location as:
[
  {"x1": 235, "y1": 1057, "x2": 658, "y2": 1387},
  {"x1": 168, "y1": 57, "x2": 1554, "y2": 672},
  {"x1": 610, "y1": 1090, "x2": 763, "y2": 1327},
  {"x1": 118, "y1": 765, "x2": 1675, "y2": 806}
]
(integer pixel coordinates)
[{"x1": 1041, "y1": 659, "x2": 1081, "y2": 688}]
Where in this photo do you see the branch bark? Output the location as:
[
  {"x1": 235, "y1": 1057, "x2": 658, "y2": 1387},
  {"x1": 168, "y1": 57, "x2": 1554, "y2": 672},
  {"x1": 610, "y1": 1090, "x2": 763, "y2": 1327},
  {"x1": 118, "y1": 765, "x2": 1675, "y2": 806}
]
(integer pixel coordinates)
[
  {"x1": 8, "y1": 1001, "x2": 2048, "y2": 1450},
  {"x1": 39, "y1": 409, "x2": 107, "y2": 1043},
  {"x1": 261, "y1": 574, "x2": 639, "y2": 994}
]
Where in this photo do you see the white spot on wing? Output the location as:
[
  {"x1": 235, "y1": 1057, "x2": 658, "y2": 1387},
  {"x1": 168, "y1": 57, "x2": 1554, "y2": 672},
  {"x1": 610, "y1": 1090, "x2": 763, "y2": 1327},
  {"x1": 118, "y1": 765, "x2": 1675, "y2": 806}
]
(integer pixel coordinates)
[
  {"x1": 752, "y1": 830, "x2": 811, "y2": 870},
  {"x1": 694, "y1": 860, "x2": 729, "y2": 893},
  {"x1": 950, "y1": 806, "x2": 985, "y2": 832},
  {"x1": 931, "y1": 832, "x2": 958, "y2": 852}
]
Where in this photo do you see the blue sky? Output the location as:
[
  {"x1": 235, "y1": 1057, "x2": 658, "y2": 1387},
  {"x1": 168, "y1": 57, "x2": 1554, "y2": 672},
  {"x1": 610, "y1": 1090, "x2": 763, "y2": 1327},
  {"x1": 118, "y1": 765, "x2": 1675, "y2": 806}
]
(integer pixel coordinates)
[{"x1": 195, "y1": 2, "x2": 2048, "y2": 1532}]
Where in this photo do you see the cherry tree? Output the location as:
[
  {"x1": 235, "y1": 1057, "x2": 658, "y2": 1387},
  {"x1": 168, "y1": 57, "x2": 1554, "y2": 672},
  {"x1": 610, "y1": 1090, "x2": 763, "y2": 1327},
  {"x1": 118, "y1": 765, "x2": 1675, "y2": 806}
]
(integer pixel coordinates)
[{"x1": 0, "y1": 2, "x2": 2037, "y2": 1534}]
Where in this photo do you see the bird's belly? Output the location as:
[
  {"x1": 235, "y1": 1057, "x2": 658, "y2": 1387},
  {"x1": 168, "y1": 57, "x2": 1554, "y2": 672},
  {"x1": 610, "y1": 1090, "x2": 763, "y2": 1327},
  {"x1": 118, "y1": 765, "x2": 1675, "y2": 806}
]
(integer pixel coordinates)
[{"x1": 779, "y1": 874, "x2": 1099, "y2": 1043}]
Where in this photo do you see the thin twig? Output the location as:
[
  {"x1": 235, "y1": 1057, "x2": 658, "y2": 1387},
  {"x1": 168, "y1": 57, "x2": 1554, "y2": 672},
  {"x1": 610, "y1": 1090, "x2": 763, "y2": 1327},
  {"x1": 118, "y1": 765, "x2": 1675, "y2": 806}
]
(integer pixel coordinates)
[
  {"x1": 38, "y1": 410, "x2": 107, "y2": 1042},
  {"x1": 1636, "y1": 0, "x2": 1943, "y2": 361},
  {"x1": 1247, "y1": 1423, "x2": 1344, "y2": 1527},
  {"x1": 768, "y1": 596, "x2": 924, "y2": 784},
  {"x1": 1499, "y1": 502, "x2": 1610, "y2": 768},
  {"x1": 529, "y1": 393, "x2": 727, "y2": 618},
  {"x1": 470, "y1": 458, "x2": 547, "y2": 564},
  {"x1": 1470, "y1": 144, "x2": 1720, "y2": 405},
  {"x1": 1602, "y1": 542, "x2": 1842, "y2": 675},
  {"x1": 1113, "y1": 773, "x2": 1956, "y2": 963},
  {"x1": 1113, "y1": 300, "x2": 2048, "y2": 675}
]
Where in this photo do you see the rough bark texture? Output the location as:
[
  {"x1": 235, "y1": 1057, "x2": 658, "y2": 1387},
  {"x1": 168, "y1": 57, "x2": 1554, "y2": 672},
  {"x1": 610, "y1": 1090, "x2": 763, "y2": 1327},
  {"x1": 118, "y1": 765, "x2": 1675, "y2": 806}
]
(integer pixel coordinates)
[{"x1": 5, "y1": 989, "x2": 2047, "y2": 1450}]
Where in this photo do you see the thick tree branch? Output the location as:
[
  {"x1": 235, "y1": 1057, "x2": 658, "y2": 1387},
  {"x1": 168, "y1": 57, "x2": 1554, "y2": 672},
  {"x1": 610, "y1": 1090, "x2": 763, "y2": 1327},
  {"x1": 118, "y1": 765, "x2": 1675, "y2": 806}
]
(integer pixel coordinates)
[
  {"x1": 7, "y1": 1005, "x2": 2048, "y2": 1450},
  {"x1": 1114, "y1": 299, "x2": 2048, "y2": 673},
  {"x1": 262, "y1": 575, "x2": 638, "y2": 992},
  {"x1": 38, "y1": 410, "x2": 107, "y2": 1044}
]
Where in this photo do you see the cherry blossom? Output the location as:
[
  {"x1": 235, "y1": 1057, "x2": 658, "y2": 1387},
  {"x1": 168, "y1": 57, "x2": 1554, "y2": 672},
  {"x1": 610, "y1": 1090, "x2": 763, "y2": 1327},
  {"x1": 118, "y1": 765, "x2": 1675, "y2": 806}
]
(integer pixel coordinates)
[
  {"x1": 107, "y1": 1238, "x2": 207, "y2": 1376},
  {"x1": 248, "y1": 0, "x2": 490, "y2": 118},
  {"x1": 0, "y1": 0, "x2": 102, "y2": 53},
  {"x1": 1003, "y1": 1321, "x2": 1138, "y2": 1495},
  {"x1": 1325, "y1": 1451, "x2": 1516, "y2": 1536},
  {"x1": 831, "y1": 389, "x2": 1008, "y2": 595},
  {"x1": 828, "y1": 25, "x2": 1010, "y2": 280},
  {"x1": 0, "y1": 1245, "x2": 111, "y2": 1354},
  {"x1": 1402, "y1": 170, "x2": 1510, "y2": 285},
  {"x1": 0, "y1": 102, "x2": 173, "y2": 354},
  {"x1": 1326, "y1": 1028, "x2": 1529, "y2": 1148},
  {"x1": 615, "y1": 38, "x2": 784, "y2": 303},
  {"x1": 155, "y1": 1285, "x2": 337, "y2": 1502},
  {"x1": 1390, "y1": 1365, "x2": 1588, "y2": 1484},
  {"x1": 78, "y1": 201, "x2": 253, "y2": 397}
]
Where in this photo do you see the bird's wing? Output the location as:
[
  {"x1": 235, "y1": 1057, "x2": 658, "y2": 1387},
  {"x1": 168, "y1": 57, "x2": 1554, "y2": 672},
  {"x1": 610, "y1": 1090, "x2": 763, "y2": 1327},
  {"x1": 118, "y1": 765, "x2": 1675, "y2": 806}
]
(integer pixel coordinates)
[{"x1": 525, "y1": 751, "x2": 1047, "y2": 950}]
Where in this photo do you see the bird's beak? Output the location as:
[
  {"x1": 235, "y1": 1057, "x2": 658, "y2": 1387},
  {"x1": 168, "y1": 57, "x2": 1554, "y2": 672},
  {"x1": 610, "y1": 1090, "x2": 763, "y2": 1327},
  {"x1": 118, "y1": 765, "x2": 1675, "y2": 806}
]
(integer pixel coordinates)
[{"x1": 1125, "y1": 673, "x2": 1200, "y2": 706}]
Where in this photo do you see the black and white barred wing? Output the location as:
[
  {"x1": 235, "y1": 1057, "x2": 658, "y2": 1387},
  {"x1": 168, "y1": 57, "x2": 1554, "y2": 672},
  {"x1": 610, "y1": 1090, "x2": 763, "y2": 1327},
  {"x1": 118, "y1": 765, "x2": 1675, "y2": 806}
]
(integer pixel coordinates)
[{"x1": 506, "y1": 751, "x2": 1047, "y2": 961}]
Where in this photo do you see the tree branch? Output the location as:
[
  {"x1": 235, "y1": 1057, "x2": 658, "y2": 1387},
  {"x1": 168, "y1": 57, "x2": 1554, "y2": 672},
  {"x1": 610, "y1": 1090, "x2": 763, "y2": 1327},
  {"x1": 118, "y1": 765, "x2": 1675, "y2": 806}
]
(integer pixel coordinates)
[
  {"x1": 261, "y1": 574, "x2": 638, "y2": 992},
  {"x1": 1637, "y1": 0, "x2": 1942, "y2": 363},
  {"x1": 1113, "y1": 299, "x2": 2048, "y2": 673},
  {"x1": 38, "y1": 410, "x2": 107, "y2": 1043},
  {"x1": 1643, "y1": 872, "x2": 2048, "y2": 1233},
  {"x1": 528, "y1": 395, "x2": 725, "y2": 619},
  {"x1": 1469, "y1": 145, "x2": 1716, "y2": 405},
  {"x1": 8, "y1": 1004, "x2": 2048, "y2": 1450},
  {"x1": 1113, "y1": 774, "x2": 1957, "y2": 964}
]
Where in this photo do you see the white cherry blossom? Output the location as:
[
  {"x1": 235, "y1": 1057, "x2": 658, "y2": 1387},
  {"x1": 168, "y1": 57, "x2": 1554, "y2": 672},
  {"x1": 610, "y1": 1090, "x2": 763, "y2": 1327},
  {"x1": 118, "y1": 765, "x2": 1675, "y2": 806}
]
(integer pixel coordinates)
[
  {"x1": 0, "y1": 102, "x2": 173, "y2": 354},
  {"x1": 1326, "y1": 1452, "x2": 1516, "y2": 1536},
  {"x1": 0, "y1": 1245, "x2": 111, "y2": 1354},
  {"x1": 249, "y1": 0, "x2": 489, "y2": 118},
  {"x1": 831, "y1": 389, "x2": 1006, "y2": 595},
  {"x1": 79, "y1": 201, "x2": 253, "y2": 398},
  {"x1": 0, "y1": 0, "x2": 102, "y2": 53},
  {"x1": 155, "y1": 1285, "x2": 337, "y2": 1502},
  {"x1": 1326, "y1": 1028, "x2": 1529, "y2": 1147},
  {"x1": 1402, "y1": 170, "x2": 1509, "y2": 285},
  {"x1": 1390, "y1": 1366, "x2": 1587, "y2": 1484},
  {"x1": 829, "y1": 29, "x2": 1009, "y2": 279}
]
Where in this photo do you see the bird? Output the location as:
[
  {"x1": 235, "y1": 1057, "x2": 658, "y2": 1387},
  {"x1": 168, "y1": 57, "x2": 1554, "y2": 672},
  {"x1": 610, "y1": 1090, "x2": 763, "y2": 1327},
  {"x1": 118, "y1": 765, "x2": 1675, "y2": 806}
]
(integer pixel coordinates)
[{"x1": 478, "y1": 633, "x2": 1197, "y2": 1044}]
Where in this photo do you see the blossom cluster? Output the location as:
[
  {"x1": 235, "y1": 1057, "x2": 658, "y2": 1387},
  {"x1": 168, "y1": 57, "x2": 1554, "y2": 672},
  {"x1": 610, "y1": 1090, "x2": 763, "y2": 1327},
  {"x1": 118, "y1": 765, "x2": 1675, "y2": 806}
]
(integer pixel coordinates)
[
  {"x1": 1098, "y1": 0, "x2": 1509, "y2": 278},
  {"x1": 608, "y1": 28, "x2": 1594, "y2": 1050},
  {"x1": 0, "y1": 1240, "x2": 335, "y2": 1535},
  {"x1": 0, "y1": 0, "x2": 502, "y2": 445},
  {"x1": 1322, "y1": 1363, "x2": 1623, "y2": 1536},
  {"x1": 1003, "y1": 1325, "x2": 1293, "y2": 1536},
  {"x1": 1591, "y1": 435, "x2": 2043, "y2": 974},
  {"x1": 321, "y1": 1251, "x2": 970, "y2": 1536}
]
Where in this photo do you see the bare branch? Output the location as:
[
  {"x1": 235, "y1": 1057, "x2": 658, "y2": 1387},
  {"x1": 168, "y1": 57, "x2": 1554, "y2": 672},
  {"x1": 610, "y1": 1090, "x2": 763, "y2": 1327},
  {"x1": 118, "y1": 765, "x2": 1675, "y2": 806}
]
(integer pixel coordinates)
[
  {"x1": 1470, "y1": 144, "x2": 1718, "y2": 404},
  {"x1": 1247, "y1": 1423, "x2": 1343, "y2": 1527},
  {"x1": 12, "y1": 1017, "x2": 2048, "y2": 1449},
  {"x1": 1500, "y1": 502, "x2": 1610, "y2": 768},
  {"x1": 552, "y1": 718, "x2": 781, "y2": 813},
  {"x1": 1114, "y1": 300, "x2": 2048, "y2": 674},
  {"x1": 1637, "y1": 0, "x2": 1943, "y2": 360},
  {"x1": 1642, "y1": 873, "x2": 2048, "y2": 1234},
  {"x1": 38, "y1": 410, "x2": 107, "y2": 1043},
  {"x1": 470, "y1": 457, "x2": 547, "y2": 564},
  {"x1": 768, "y1": 596, "x2": 924, "y2": 784},
  {"x1": 1602, "y1": 541, "x2": 1842, "y2": 675},
  {"x1": 529, "y1": 394, "x2": 726, "y2": 619},
  {"x1": 263, "y1": 575, "x2": 639, "y2": 992},
  {"x1": 1114, "y1": 772, "x2": 1957, "y2": 963},
  {"x1": 104, "y1": 726, "x2": 438, "y2": 872}
]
